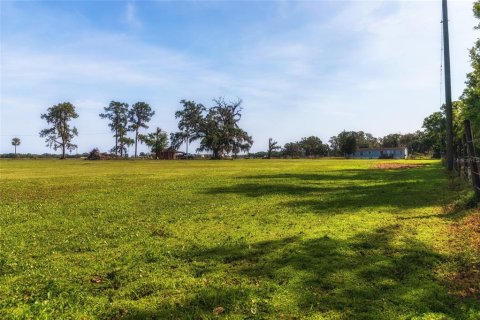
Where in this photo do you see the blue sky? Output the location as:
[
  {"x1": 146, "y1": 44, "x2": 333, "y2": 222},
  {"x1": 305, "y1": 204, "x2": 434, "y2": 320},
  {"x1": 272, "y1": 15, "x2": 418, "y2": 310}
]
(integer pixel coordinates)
[{"x1": 0, "y1": 0, "x2": 477, "y2": 155}]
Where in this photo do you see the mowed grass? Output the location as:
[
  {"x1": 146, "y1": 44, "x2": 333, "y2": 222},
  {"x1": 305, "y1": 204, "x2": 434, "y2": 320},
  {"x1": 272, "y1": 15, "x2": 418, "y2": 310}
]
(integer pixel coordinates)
[{"x1": 0, "y1": 159, "x2": 478, "y2": 319}]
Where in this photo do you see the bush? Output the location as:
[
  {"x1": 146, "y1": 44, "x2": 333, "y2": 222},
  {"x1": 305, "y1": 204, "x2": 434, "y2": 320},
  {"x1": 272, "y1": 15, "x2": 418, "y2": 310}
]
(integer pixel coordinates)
[{"x1": 87, "y1": 148, "x2": 101, "y2": 160}]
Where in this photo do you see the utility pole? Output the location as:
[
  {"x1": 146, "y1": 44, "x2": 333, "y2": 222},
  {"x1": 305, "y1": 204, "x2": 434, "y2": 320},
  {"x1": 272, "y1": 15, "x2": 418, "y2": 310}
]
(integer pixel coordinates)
[{"x1": 442, "y1": 0, "x2": 454, "y2": 171}]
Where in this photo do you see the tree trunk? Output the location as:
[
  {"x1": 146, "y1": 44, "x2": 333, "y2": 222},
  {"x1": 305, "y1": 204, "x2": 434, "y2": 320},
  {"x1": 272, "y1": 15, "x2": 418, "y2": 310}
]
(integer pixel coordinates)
[
  {"x1": 135, "y1": 129, "x2": 138, "y2": 158},
  {"x1": 62, "y1": 144, "x2": 66, "y2": 159},
  {"x1": 115, "y1": 128, "x2": 118, "y2": 156},
  {"x1": 14, "y1": 146, "x2": 16, "y2": 155}
]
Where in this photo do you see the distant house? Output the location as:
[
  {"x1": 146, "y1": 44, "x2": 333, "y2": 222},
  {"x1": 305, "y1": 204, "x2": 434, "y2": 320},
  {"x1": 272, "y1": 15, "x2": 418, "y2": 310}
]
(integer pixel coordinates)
[
  {"x1": 160, "y1": 150, "x2": 185, "y2": 160},
  {"x1": 351, "y1": 147, "x2": 408, "y2": 159}
]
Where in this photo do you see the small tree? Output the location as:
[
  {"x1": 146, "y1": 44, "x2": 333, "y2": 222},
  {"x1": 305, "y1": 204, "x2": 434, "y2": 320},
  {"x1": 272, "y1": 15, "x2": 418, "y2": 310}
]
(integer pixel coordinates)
[
  {"x1": 39, "y1": 102, "x2": 79, "y2": 159},
  {"x1": 422, "y1": 111, "x2": 446, "y2": 158},
  {"x1": 128, "y1": 102, "x2": 155, "y2": 158},
  {"x1": 267, "y1": 138, "x2": 281, "y2": 159},
  {"x1": 140, "y1": 127, "x2": 168, "y2": 159},
  {"x1": 11, "y1": 137, "x2": 20, "y2": 155}
]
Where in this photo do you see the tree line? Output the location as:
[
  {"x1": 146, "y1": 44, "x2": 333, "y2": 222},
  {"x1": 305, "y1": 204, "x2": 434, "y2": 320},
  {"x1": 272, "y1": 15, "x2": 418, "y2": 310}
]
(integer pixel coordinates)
[
  {"x1": 9, "y1": 98, "x2": 252, "y2": 159},
  {"x1": 254, "y1": 118, "x2": 449, "y2": 159},
  {"x1": 7, "y1": 96, "x2": 459, "y2": 160}
]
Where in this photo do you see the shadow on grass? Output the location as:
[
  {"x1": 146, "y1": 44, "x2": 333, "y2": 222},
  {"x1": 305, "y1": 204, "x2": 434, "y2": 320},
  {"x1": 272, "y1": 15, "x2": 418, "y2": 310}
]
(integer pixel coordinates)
[
  {"x1": 119, "y1": 225, "x2": 474, "y2": 319},
  {"x1": 204, "y1": 165, "x2": 448, "y2": 214},
  {"x1": 113, "y1": 164, "x2": 475, "y2": 319}
]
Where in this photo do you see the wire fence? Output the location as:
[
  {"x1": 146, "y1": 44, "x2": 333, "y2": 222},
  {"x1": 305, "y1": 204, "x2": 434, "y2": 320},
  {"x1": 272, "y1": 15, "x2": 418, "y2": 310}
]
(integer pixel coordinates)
[{"x1": 454, "y1": 119, "x2": 480, "y2": 203}]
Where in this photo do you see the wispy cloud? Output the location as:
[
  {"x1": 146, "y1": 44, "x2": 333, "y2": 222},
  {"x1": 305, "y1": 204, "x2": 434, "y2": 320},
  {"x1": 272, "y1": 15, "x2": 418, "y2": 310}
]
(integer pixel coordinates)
[
  {"x1": 0, "y1": 1, "x2": 477, "y2": 154},
  {"x1": 125, "y1": 2, "x2": 141, "y2": 30}
]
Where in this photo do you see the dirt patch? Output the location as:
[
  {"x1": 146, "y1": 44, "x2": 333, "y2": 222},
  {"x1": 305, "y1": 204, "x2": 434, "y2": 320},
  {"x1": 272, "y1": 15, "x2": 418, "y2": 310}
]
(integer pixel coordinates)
[{"x1": 374, "y1": 163, "x2": 427, "y2": 170}]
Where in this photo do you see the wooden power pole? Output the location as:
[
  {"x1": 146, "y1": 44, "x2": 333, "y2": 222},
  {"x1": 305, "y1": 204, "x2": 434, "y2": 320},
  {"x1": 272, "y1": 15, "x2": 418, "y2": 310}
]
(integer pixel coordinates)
[{"x1": 442, "y1": 0, "x2": 454, "y2": 171}]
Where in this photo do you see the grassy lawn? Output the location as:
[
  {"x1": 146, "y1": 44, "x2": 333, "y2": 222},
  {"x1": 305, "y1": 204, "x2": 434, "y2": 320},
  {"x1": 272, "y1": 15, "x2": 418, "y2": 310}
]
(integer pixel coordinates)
[{"x1": 0, "y1": 159, "x2": 478, "y2": 319}]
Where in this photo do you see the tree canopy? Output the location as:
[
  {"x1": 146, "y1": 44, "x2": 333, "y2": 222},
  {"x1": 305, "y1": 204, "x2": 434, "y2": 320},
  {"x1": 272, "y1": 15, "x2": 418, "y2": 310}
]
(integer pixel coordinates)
[
  {"x1": 174, "y1": 100, "x2": 206, "y2": 154},
  {"x1": 100, "y1": 101, "x2": 132, "y2": 157},
  {"x1": 460, "y1": 0, "x2": 480, "y2": 149},
  {"x1": 39, "y1": 102, "x2": 79, "y2": 159},
  {"x1": 140, "y1": 127, "x2": 169, "y2": 159},
  {"x1": 128, "y1": 102, "x2": 155, "y2": 158},
  {"x1": 175, "y1": 98, "x2": 253, "y2": 159},
  {"x1": 300, "y1": 136, "x2": 327, "y2": 157},
  {"x1": 337, "y1": 131, "x2": 357, "y2": 157},
  {"x1": 11, "y1": 137, "x2": 20, "y2": 155},
  {"x1": 267, "y1": 138, "x2": 281, "y2": 159}
]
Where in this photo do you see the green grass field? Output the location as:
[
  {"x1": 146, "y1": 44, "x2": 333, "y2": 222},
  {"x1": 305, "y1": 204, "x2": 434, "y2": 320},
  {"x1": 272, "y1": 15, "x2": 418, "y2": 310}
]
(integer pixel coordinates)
[{"x1": 0, "y1": 159, "x2": 478, "y2": 319}]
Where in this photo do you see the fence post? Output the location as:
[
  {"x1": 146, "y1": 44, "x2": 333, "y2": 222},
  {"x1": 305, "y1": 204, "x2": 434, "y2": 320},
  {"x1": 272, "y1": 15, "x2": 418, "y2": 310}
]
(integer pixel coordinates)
[
  {"x1": 464, "y1": 119, "x2": 480, "y2": 202},
  {"x1": 462, "y1": 134, "x2": 468, "y2": 181}
]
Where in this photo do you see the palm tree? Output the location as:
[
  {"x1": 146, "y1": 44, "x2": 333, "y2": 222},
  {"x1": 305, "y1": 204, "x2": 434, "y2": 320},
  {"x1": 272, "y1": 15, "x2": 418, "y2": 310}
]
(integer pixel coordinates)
[{"x1": 11, "y1": 137, "x2": 20, "y2": 155}]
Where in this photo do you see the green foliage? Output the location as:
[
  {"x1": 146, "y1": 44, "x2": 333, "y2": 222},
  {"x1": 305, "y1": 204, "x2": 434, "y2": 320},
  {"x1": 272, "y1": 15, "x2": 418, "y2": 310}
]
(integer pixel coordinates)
[
  {"x1": 39, "y1": 102, "x2": 79, "y2": 159},
  {"x1": 0, "y1": 159, "x2": 478, "y2": 318},
  {"x1": 11, "y1": 137, "x2": 20, "y2": 155},
  {"x1": 337, "y1": 131, "x2": 357, "y2": 157},
  {"x1": 299, "y1": 136, "x2": 328, "y2": 157},
  {"x1": 267, "y1": 138, "x2": 281, "y2": 159},
  {"x1": 128, "y1": 102, "x2": 155, "y2": 158},
  {"x1": 173, "y1": 100, "x2": 206, "y2": 154},
  {"x1": 281, "y1": 136, "x2": 328, "y2": 158},
  {"x1": 10, "y1": 137, "x2": 20, "y2": 147},
  {"x1": 460, "y1": 1, "x2": 480, "y2": 149},
  {"x1": 250, "y1": 151, "x2": 268, "y2": 158},
  {"x1": 329, "y1": 131, "x2": 379, "y2": 157},
  {"x1": 100, "y1": 101, "x2": 130, "y2": 157},
  {"x1": 381, "y1": 133, "x2": 402, "y2": 148},
  {"x1": 283, "y1": 141, "x2": 303, "y2": 157},
  {"x1": 197, "y1": 98, "x2": 253, "y2": 159},
  {"x1": 140, "y1": 127, "x2": 168, "y2": 159},
  {"x1": 422, "y1": 111, "x2": 446, "y2": 158},
  {"x1": 399, "y1": 131, "x2": 430, "y2": 155},
  {"x1": 173, "y1": 98, "x2": 253, "y2": 158},
  {"x1": 354, "y1": 131, "x2": 380, "y2": 149},
  {"x1": 169, "y1": 131, "x2": 186, "y2": 151}
]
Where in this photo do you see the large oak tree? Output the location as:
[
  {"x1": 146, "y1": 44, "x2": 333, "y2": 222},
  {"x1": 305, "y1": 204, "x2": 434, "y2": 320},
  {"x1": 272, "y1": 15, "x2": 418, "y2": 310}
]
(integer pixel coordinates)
[{"x1": 197, "y1": 98, "x2": 253, "y2": 159}]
